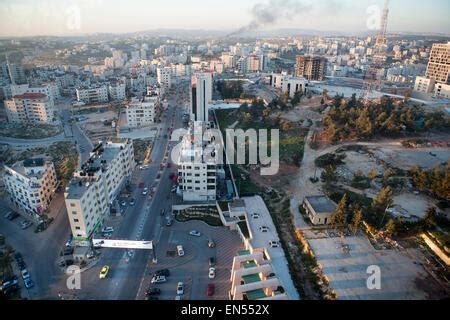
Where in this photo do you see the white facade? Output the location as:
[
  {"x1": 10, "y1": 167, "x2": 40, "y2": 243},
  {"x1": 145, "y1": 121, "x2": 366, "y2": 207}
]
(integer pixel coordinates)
[
  {"x1": 414, "y1": 76, "x2": 435, "y2": 94},
  {"x1": 65, "y1": 140, "x2": 135, "y2": 240},
  {"x1": 157, "y1": 66, "x2": 172, "y2": 89},
  {"x1": 5, "y1": 92, "x2": 56, "y2": 125},
  {"x1": 434, "y1": 82, "x2": 450, "y2": 99},
  {"x1": 269, "y1": 73, "x2": 307, "y2": 98},
  {"x1": 76, "y1": 85, "x2": 109, "y2": 104},
  {"x1": 190, "y1": 72, "x2": 213, "y2": 122},
  {"x1": 3, "y1": 158, "x2": 57, "y2": 220},
  {"x1": 177, "y1": 122, "x2": 217, "y2": 202},
  {"x1": 108, "y1": 81, "x2": 126, "y2": 101},
  {"x1": 126, "y1": 95, "x2": 159, "y2": 127}
]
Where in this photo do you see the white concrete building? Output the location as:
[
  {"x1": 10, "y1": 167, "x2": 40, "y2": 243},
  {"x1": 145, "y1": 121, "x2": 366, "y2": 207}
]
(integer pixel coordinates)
[
  {"x1": 434, "y1": 82, "x2": 450, "y2": 99},
  {"x1": 157, "y1": 66, "x2": 172, "y2": 90},
  {"x1": 177, "y1": 122, "x2": 217, "y2": 202},
  {"x1": 126, "y1": 95, "x2": 159, "y2": 127},
  {"x1": 190, "y1": 72, "x2": 213, "y2": 122},
  {"x1": 269, "y1": 73, "x2": 307, "y2": 98},
  {"x1": 76, "y1": 85, "x2": 109, "y2": 104},
  {"x1": 65, "y1": 140, "x2": 135, "y2": 240},
  {"x1": 108, "y1": 81, "x2": 126, "y2": 101},
  {"x1": 414, "y1": 76, "x2": 435, "y2": 94},
  {"x1": 3, "y1": 158, "x2": 57, "y2": 220},
  {"x1": 220, "y1": 196, "x2": 299, "y2": 300},
  {"x1": 5, "y1": 92, "x2": 56, "y2": 125}
]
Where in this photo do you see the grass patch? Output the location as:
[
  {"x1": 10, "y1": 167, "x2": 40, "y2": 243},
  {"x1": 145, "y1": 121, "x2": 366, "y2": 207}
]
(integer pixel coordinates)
[
  {"x1": 0, "y1": 123, "x2": 62, "y2": 139},
  {"x1": 175, "y1": 212, "x2": 223, "y2": 227}
]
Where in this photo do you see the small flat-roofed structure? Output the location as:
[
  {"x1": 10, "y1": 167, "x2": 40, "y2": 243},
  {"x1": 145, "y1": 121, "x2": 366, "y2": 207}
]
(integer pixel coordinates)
[{"x1": 303, "y1": 195, "x2": 337, "y2": 225}]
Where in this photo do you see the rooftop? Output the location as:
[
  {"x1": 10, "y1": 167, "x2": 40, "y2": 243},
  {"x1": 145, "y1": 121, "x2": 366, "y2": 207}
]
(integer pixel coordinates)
[
  {"x1": 13, "y1": 92, "x2": 47, "y2": 100},
  {"x1": 305, "y1": 195, "x2": 337, "y2": 213}
]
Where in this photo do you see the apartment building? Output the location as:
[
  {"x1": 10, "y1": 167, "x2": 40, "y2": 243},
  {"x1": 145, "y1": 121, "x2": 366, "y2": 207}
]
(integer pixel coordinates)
[
  {"x1": 425, "y1": 42, "x2": 450, "y2": 84},
  {"x1": 65, "y1": 140, "x2": 135, "y2": 240},
  {"x1": 269, "y1": 73, "x2": 307, "y2": 98},
  {"x1": 190, "y1": 72, "x2": 213, "y2": 122},
  {"x1": 5, "y1": 92, "x2": 56, "y2": 125},
  {"x1": 76, "y1": 85, "x2": 109, "y2": 104},
  {"x1": 126, "y1": 95, "x2": 159, "y2": 127},
  {"x1": 108, "y1": 81, "x2": 126, "y2": 101},
  {"x1": 157, "y1": 66, "x2": 172, "y2": 90},
  {"x1": 3, "y1": 158, "x2": 57, "y2": 220},
  {"x1": 295, "y1": 55, "x2": 327, "y2": 81},
  {"x1": 247, "y1": 54, "x2": 261, "y2": 72},
  {"x1": 414, "y1": 76, "x2": 435, "y2": 94},
  {"x1": 177, "y1": 122, "x2": 217, "y2": 202}
]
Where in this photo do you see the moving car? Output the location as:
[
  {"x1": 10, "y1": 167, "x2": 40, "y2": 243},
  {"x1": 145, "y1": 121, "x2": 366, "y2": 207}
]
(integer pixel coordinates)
[
  {"x1": 99, "y1": 266, "x2": 110, "y2": 279},
  {"x1": 176, "y1": 282, "x2": 184, "y2": 295},
  {"x1": 21, "y1": 269, "x2": 30, "y2": 280},
  {"x1": 120, "y1": 200, "x2": 126, "y2": 206},
  {"x1": 209, "y1": 257, "x2": 216, "y2": 267},
  {"x1": 189, "y1": 230, "x2": 201, "y2": 237},
  {"x1": 140, "y1": 165, "x2": 149, "y2": 170},
  {"x1": 142, "y1": 187, "x2": 148, "y2": 195},
  {"x1": 177, "y1": 245, "x2": 185, "y2": 257},
  {"x1": 166, "y1": 218, "x2": 173, "y2": 227},
  {"x1": 208, "y1": 240, "x2": 215, "y2": 248},
  {"x1": 151, "y1": 275, "x2": 167, "y2": 284},
  {"x1": 129, "y1": 198, "x2": 135, "y2": 206},
  {"x1": 206, "y1": 284, "x2": 215, "y2": 297},
  {"x1": 101, "y1": 227, "x2": 114, "y2": 234},
  {"x1": 208, "y1": 267, "x2": 216, "y2": 279}
]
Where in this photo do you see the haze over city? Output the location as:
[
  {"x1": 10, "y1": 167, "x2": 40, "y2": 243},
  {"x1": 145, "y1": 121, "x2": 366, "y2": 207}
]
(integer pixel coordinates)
[{"x1": 0, "y1": 0, "x2": 449, "y2": 37}]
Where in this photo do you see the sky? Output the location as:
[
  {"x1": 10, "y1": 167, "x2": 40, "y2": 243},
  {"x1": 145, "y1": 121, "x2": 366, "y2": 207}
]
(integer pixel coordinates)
[{"x1": 0, "y1": 0, "x2": 449, "y2": 37}]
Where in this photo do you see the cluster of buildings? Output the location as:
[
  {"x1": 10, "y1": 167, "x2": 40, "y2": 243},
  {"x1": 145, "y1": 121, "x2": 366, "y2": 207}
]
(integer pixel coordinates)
[{"x1": 413, "y1": 42, "x2": 450, "y2": 99}]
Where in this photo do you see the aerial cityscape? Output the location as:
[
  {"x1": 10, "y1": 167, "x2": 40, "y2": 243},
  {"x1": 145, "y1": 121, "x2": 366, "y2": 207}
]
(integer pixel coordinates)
[{"x1": 0, "y1": 0, "x2": 449, "y2": 307}]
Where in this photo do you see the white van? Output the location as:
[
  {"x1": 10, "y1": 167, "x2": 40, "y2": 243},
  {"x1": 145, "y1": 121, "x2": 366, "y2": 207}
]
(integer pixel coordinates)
[{"x1": 176, "y1": 245, "x2": 184, "y2": 257}]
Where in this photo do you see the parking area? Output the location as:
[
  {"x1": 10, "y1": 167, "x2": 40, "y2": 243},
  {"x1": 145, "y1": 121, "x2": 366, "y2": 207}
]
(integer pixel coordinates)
[{"x1": 138, "y1": 220, "x2": 243, "y2": 300}]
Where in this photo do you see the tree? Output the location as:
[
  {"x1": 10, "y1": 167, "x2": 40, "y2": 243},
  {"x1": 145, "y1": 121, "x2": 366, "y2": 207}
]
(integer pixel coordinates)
[
  {"x1": 350, "y1": 208, "x2": 363, "y2": 234},
  {"x1": 384, "y1": 219, "x2": 396, "y2": 237},
  {"x1": 321, "y1": 165, "x2": 337, "y2": 184},
  {"x1": 422, "y1": 207, "x2": 437, "y2": 230},
  {"x1": 368, "y1": 168, "x2": 377, "y2": 181},
  {"x1": 332, "y1": 194, "x2": 347, "y2": 226},
  {"x1": 372, "y1": 186, "x2": 393, "y2": 225}
]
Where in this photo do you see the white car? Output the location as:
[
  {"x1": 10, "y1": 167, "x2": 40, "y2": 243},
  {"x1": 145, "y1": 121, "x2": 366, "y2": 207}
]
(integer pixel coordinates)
[
  {"x1": 151, "y1": 275, "x2": 167, "y2": 284},
  {"x1": 189, "y1": 230, "x2": 201, "y2": 237},
  {"x1": 140, "y1": 165, "x2": 149, "y2": 170},
  {"x1": 269, "y1": 241, "x2": 280, "y2": 248},
  {"x1": 21, "y1": 269, "x2": 30, "y2": 280},
  {"x1": 142, "y1": 188, "x2": 148, "y2": 195},
  {"x1": 208, "y1": 267, "x2": 216, "y2": 279},
  {"x1": 177, "y1": 245, "x2": 185, "y2": 257},
  {"x1": 101, "y1": 227, "x2": 114, "y2": 234},
  {"x1": 176, "y1": 282, "x2": 184, "y2": 295}
]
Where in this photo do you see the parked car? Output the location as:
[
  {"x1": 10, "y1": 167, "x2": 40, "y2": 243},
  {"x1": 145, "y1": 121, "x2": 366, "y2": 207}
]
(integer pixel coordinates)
[
  {"x1": 176, "y1": 282, "x2": 184, "y2": 295},
  {"x1": 259, "y1": 226, "x2": 269, "y2": 232},
  {"x1": 142, "y1": 187, "x2": 148, "y2": 195},
  {"x1": 21, "y1": 269, "x2": 30, "y2": 280},
  {"x1": 206, "y1": 284, "x2": 215, "y2": 297},
  {"x1": 129, "y1": 198, "x2": 136, "y2": 206},
  {"x1": 18, "y1": 261, "x2": 27, "y2": 270},
  {"x1": 65, "y1": 237, "x2": 73, "y2": 247},
  {"x1": 189, "y1": 230, "x2": 201, "y2": 237},
  {"x1": 269, "y1": 241, "x2": 280, "y2": 248},
  {"x1": 160, "y1": 209, "x2": 166, "y2": 216},
  {"x1": 177, "y1": 245, "x2": 185, "y2": 257},
  {"x1": 175, "y1": 295, "x2": 182, "y2": 300},
  {"x1": 151, "y1": 275, "x2": 167, "y2": 284},
  {"x1": 20, "y1": 220, "x2": 32, "y2": 230},
  {"x1": 208, "y1": 240, "x2": 215, "y2": 248},
  {"x1": 146, "y1": 287, "x2": 161, "y2": 296},
  {"x1": 14, "y1": 252, "x2": 22, "y2": 262},
  {"x1": 24, "y1": 278, "x2": 34, "y2": 289},
  {"x1": 99, "y1": 266, "x2": 110, "y2": 279},
  {"x1": 101, "y1": 227, "x2": 114, "y2": 234},
  {"x1": 0, "y1": 279, "x2": 18, "y2": 291},
  {"x1": 62, "y1": 248, "x2": 74, "y2": 256},
  {"x1": 209, "y1": 257, "x2": 216, "y2": 267},
  {"x1": 6, "y1": 212, "x2": 19, "y2": 221},
  {"x1": 166, "y1": 218, "x2": 173, "y2": 227},
  {"x1": 154, "y1": 269, "x2": 170, "y2": 277},
  {"x1": 208, "y1": 267, "x2": 216, "y2": 279},
  {"x1": 140, "y1": 165, "x2": 149, "y2": 170},
  {"x1": 120, "y1": 200, "x2": 126, "y2": 206}
]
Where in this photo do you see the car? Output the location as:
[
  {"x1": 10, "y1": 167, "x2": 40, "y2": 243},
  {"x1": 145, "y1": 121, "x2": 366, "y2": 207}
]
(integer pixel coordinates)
[
  {"x1": 176, "y1": 282, "x2": 184, "y2": 295},
  {"x1": 208, "y1": 240, "x2": 215, "y2": 248},
  {"x1": 142, "y1": 187, "x2": 148, "y2": 195},
  {"x1": 139, "y1": 182, "x2": 145, "y2": 188},
  {"x1": 145, "y1": 287, "x2": 161, "y2": 296},
  {"x1": 99, "y1": 266, "x2": 110, "y2": 279},
  {"x1": 0, "y1": 279, "x2": 18, "y2": 291},
  {"x1": 251, "y1": 213, "x2": 260, "y2": 219},
  {"x1": 20, "y1": 220, "x2": 32, "y2": 230},
  {"x1": 101, "y1": 227, "x2": 114, "y2": 234},
  {"x1": 62, "y1": 248, "x2": 74, "y2": 256},
  {"x1": 209, "y1": 257, "x2": 216, "y2": 267},
  {"x1": 65, "y1": 237, "x2": 73, "y2": 247},
  {"x1": 189, "y1": 230, "x2": 201, "y2": 237},
  {"x1": 166, "y1": 218, "x2": 173, "y2": 227},
  {"x1": 24, "y1": 278, "x2": 34, "y2": 289},
  {"x1": 140, "y1": 165, "x2": 149, "y2": 170},
  {"x1": 154, "y1": 269, "x2": 170, "y2": 277},
  {"x1": 21, "y1": 269, "x2": 30, "y2": 280},
  {"x1": 6, "y1": 212, "x2": 19, "y2": 221},
  {"x1": 120, "y1": 200, "x2": 126, "y2": 206},
  {"x1": 129, "y1": 198, "x2": 136, "y2": 206},
  {"x1": 151, "y1": 275, "x2": 167, "y2": 284},
  {"x1": 206, "y1": 284, "x2": 215, "y2": 296},
  {"x1": 269, "y1": 240, "x2": 280, "y2": 248},
  {"x1": 259, "y1": 226, "x2": 269, "y2": 233},
  {"x1": 177, "y1": 245, "x2": 185, "y2": 257},
  {"x1": 14, "y1": 252, "x2": 22, "y2": 261},
  {"x1": 208, "y1": 267, "x2": 216, "y2": 279},
  {"x1": 160, "y1": 209, "x2": 166, "y2": 216},
  {"x1": 171, "y1": 186, "x2": 178, "y2": 193},
  {"x1": 175, "y1": 295, "x2": 182, "y2": 300}
]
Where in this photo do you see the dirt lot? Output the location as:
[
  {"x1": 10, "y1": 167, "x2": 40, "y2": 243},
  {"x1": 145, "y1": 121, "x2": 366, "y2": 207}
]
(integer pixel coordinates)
[
  {"x1": 307, "y1": 235, "x2": 446, "y2": 300},
  {"x1": 371, "y1": 147, "x2": 450, "y2": 170}
]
